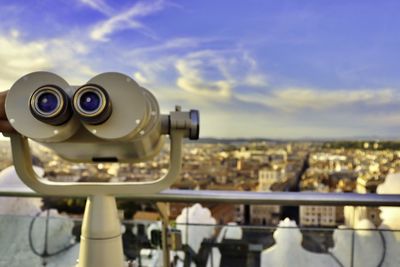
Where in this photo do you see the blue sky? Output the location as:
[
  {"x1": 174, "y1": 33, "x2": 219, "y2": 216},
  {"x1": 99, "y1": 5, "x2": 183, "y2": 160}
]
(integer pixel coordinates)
[{"x1": 1, "y1": 0, "x2": 400, "y2": 138}]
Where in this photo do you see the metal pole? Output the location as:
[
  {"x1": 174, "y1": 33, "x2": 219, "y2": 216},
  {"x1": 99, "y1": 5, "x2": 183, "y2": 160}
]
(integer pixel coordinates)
[
  {"x1": 156, "y1": 202, "x2": 170, "y2": 267},
  {"x1": 78, "y1": 195, "x2": 124, "y2": 267}
]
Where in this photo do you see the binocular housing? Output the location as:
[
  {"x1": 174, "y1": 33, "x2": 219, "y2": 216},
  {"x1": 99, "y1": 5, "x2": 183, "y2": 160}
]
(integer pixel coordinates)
[{"x1": 6, "y1": 71, "x2": 199, "y2": 163}]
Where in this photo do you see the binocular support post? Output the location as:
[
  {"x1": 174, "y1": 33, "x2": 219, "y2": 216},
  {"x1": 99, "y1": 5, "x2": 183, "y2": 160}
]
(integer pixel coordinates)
[{"x1": 78, "y1": 195, "x2": 124, "y2": 267}]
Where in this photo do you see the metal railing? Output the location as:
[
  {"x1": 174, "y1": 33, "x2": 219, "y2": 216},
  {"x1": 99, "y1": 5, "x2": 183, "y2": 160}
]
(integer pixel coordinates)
[
  {"x1": 0, "y1": 187, "x2": 400, "y2": 267},
  {"x1": 0, "y1": 187, "x2": 399, "y2": 206}
]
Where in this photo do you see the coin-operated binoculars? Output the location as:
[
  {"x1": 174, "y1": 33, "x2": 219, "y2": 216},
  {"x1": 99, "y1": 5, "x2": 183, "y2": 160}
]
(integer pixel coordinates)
[{"x1": 5, "y1": 72, "x2": 200, "y2": 267}]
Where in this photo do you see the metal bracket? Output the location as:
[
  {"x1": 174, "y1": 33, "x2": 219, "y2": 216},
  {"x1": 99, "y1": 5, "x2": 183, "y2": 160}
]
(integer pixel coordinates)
[{"x1": 9, "y1": 129, "x2": 185, "y2": 196}]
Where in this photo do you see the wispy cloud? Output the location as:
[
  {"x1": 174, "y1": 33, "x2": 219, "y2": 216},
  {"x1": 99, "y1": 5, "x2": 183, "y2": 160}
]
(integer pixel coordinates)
[
  {"x1": 90, "y1": 0, "x2": 166, "y2": 41},
  {"x1": 175, "y1": 50, "x2": 234, "y2": 99},
  {"x1": 128, "y1": 37, "x2": 202, "y2": 57},
  {"x1": 175, "y1": 50, "x2": 268, "y2": 100},
  {"x1": 237, "y1": 88, "x2": 397, "y2": 112},
  {"x1": 79, "y1": 0, "x2": 113, "y2": 15},
  {"x1": 130, "y1": 46, "x2": 268, "y2": 100},
  {"x1": 128, "y1": 37, "x2": 211, "y2": 88},
  {"x1": 366, "y1": 113, "x2": 400, "y2": 127}
]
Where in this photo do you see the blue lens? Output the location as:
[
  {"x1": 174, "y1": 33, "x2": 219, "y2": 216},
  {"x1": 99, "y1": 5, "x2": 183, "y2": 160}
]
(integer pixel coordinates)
[
  {"x1": 79, "y1": 91, "x2": 101, "y2": 112},
  {"x1": 37, "y1": 92, "x2": 59, "y2": 113}
]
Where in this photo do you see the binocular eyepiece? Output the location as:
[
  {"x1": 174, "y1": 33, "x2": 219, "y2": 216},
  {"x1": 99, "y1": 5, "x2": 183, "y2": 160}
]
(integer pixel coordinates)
[
  {"x1": 30, "y1": 84, "x2": 112, "y2": 126},
  {"x1": 72, "y1": 84, "x2": 112, "y2": 125},
  {"x1": 30, "y1": 85, "x2": 72, "y2": 126},
  {"x1": 6, "y1": 71, "x2": 200, "y2": 163}
]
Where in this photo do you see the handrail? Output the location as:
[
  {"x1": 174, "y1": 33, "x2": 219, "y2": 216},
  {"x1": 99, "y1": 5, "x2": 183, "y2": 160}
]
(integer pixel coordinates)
[{"x1": 0, "y1": 187, "x2": 399, "y2": 206}]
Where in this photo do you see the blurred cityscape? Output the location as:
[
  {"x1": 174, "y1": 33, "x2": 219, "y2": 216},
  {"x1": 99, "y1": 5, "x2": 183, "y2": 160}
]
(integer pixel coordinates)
[
  {"x1": 0, "y1": 139, "x2": 399, "y2": 229},
  {"x1": 1, "y1": 139, "x2": 400, "y2": 266}
]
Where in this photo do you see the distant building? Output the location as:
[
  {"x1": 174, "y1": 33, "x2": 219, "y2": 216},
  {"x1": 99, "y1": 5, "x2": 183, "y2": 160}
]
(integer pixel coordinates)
[
  {"x1": 344, "y1": 172, "x2": 385, "y2": 227},
  {"x1": 170, "y1": 203, "x2": 236, "y2": 225},
  {"x1": 267, "y1": 149, "x2": 288, "y2": 163},
  {"x1": 250, "y1": 205, "x2": 281, "y2": 225},
  {"x1": 300, "y1": 206, "x2": 339, "y2": 227},
  {"x1": 344, "y1": 206, "x2": 382, "y2": 227},
  {"x1": 133, "y1": 211, "x2": 161, "y2": 223},
  {"x1": 356, "y1": 173, "x2": 384, "y2": 193},
  {"x1": 258, "y1": 164, "x2": 286, "y2": 192},
  {"x1": 249, "y1": 164, "x2": 283, "y2": 225}
]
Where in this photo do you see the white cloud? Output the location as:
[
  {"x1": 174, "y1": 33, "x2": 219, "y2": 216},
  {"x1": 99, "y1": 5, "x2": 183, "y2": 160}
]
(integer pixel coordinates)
[
  {"x1": 237, "y1": 88, "x2": 397, "y2": 112},
  {"x1": 133, "y1": 71, "x2": 148, "y2": 84},
  {"x1": 0, "y1": 30, "x2": 51, "y2": 90},
  {"x1": 127, "y1": 37, "x2": 209, "y2": 90},
  {"x1": 364, "y1": 113, "x2": 400, "y2": 127},
  {"x1": 79, "y1": 0, "x2": 113, "y2": 15},
  {"x1": 0, "y1": 30, "x2": 96, "y2": 90},
  {"x1": 126, "y1": 46, "x2": 269, "y2": 104},
  {"x1": 90, "y1": 0, "x2": 165, "y2": 41},
  {"x1": 45, "y1": 38, "x2": 97, "y2": 84},
  {"x1": 231, "y1": 86, "x2": 400, "y2": 137},
  {"x1": 174, "y1": 50, "x2": 268, "y2": 99},
  {"x1": 243, "y1": 73, "x2": 268, "y2": 87},
  {"x1": 128, "y1": 37, "x2": 201, "y2": 57},
  {"x1": 131, "y1": 55, "x2": 178, "y2": 87},
  {"x1": 175, "y1": 51, "x2": 233, "y2": 99}
]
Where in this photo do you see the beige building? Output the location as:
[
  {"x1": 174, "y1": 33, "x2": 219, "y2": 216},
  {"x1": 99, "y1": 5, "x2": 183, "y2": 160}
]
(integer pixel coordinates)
[
  {"x1": 345, "y1": 173, "x2": 384, "y2": 227},
  {"x1": 356, "y1": 173, "x2": 384, "y2": 193},
  {"x1": 258, "y1": 164, "x2": 286, "y2": 191},
  {"x1": 249, "y1": 165, "x2": 284, "y2": 225},
  {"x1": 300, "y1": 206, "x2": 337, "y2": 227},
  {"x1": 250, "y1": 205, "x2": 281, "y2": 225}
]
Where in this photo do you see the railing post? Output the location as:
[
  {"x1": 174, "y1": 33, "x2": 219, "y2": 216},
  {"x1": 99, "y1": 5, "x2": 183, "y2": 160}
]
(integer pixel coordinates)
[{"x1": 156, "y1": 202, "x2": 170, "y2": 267}]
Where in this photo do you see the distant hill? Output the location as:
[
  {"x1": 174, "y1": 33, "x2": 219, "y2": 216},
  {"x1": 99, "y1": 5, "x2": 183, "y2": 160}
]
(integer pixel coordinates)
[
  {"x1": 191, "y1": 137, "x2": 276, "y2": 144},
  {"x1": 193, "y1": 136, "x2": 400, "y2": 144},
  {"x1": 2, "y1": 136, "x2": 399, "y2": 147}
]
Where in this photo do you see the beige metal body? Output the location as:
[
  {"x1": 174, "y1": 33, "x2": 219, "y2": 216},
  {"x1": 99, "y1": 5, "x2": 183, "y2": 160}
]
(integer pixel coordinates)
[
  {"x1": 8, "y1": 130, "x2": 184, "y2": 196},
  {"x1": 5, "y1": 72, "x2": 80, "y2": 142},
  {"x1": 6, "y1": 72, "x2": 165, "y2": 162},
  {"x1": 40, "y1": 126, "x2": 165, "y2": 163},
  {"x1": 6, "y1": 71, "x2": 200, "y2": 267}
]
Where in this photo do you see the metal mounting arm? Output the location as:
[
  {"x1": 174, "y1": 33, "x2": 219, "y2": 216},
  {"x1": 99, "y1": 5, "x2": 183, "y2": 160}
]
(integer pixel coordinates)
[{"x1": 9, "y1": 129, "x2": 185, "y2": 197}]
